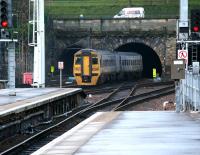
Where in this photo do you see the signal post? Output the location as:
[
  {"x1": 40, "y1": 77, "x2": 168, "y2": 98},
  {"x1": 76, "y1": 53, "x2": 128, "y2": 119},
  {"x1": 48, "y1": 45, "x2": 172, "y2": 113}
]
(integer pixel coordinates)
[{"x1": 0, "y1": 0, "x2": 17, "y2": 91}]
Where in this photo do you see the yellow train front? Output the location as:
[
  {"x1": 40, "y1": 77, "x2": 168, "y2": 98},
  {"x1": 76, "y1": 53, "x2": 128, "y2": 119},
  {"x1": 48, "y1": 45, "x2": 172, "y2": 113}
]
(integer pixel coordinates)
[
  {"x1": 73, "y1": 49, "x2": 100, "y2": 85},
  {"x1": 73, "y1": 49, "x2": 143, "y2": 86}
]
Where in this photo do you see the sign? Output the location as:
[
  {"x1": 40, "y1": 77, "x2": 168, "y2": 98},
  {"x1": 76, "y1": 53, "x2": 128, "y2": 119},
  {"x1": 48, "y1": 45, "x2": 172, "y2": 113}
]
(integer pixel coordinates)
[
  {"x1": 153, "y1": 68, "x2": 156, "y2": 78},
  {"x1": 179, "y1": 32, "x2": 188, "y2": 40},
  {"x1": 178, "y1": 50, "x2": 188, "y2": 64},
  {"x1": 58, "y1": 61, "x2": 64, "y2": 70},
  {"x1": 174, "y1": 60, "x2": 183, "y2": 65},
  {"x1": 50, "y1": 66, "x2": 55, "y2": 73}
]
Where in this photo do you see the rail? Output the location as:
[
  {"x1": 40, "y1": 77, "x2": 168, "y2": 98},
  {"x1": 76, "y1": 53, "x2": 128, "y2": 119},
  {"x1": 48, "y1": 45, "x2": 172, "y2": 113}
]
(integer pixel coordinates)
[{"x1": 1, "y1": 81, "x2": 174, "y2": 154}]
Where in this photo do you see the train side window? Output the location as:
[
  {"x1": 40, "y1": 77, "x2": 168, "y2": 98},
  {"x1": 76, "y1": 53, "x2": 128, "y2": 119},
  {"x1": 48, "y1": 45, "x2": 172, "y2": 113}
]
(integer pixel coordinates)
[
  {"x1": 92, "y1": 57, "x2": 98, "y2": 64},
  {"x1": 75, "y1": 57, "x2": 82, "y2": 64}
]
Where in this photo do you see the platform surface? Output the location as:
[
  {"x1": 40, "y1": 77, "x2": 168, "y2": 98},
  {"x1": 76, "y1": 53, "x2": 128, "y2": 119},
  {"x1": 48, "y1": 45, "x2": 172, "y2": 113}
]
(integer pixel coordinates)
[
  {"x1": 32, "y1": 111, "x2": 200, "y2": 155},
  {"x1": 0, "y1": 88, "x2": 82, "y2": 117}
]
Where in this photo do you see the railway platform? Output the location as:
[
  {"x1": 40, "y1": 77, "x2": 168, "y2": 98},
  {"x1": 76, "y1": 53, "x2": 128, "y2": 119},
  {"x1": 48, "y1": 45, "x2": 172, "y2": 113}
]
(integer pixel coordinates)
[
  {"x1": 32, "y1": 111, "x2": 200, "y2": 155},
  {"x1": 0, "y1": 88, "x2": 85, "y2": 117},
  {"x1": 0, "y1": 88, "x2": 85, "y2": 140}
]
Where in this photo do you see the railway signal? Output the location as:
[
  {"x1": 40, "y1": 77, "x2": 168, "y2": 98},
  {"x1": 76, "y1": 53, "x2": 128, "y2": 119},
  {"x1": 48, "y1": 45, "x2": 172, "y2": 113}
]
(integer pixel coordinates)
[
  {"x1": 0, "y1": 0, "x2": 8, "y2": 28},
  {"x1": 191, "y1": 9, "x2": 200, "y2": 32},
  {"x1": 191, "y1": 9, "x2": 200, "y2": 39},
  {"x1": 0, "y1": 0, "x2": 12, "y2": 28}
]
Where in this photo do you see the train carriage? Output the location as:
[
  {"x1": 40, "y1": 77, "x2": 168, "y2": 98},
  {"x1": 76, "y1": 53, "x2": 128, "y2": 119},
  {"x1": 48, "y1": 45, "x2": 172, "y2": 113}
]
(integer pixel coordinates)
[{"x1": 73, "y1": 49, "x2": 143, "y2": 86}]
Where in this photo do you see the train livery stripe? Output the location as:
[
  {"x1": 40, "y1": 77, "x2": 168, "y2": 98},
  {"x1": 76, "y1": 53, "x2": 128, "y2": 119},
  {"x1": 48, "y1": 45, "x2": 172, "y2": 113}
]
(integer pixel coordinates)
[{"x1": 83, "y1": 56, "x2": 90, "y2": 76}]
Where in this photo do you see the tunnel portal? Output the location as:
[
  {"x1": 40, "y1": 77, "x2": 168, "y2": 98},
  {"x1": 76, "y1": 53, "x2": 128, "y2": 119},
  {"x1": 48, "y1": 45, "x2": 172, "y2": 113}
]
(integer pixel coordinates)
[
  {"x1": 59, "y1": 42, "x2": 163, "y2": 79},
  {"x1": 115, "y1": 42, "x2": 162, "y2": 78},
  {"x1": 59, "y1": 46, "x2": 81, "y2": 76}
]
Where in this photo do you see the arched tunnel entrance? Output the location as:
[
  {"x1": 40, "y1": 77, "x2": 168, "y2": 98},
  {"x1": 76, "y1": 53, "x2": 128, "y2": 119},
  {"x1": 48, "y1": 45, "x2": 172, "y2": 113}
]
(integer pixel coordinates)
[
  {"x1": 115, "y1": 42, "x2": 162, "y2": 78},
  {"x1": 58, "y1": 46, "x2": 81, "y2": 76},
  {"x1": 57, "y1": 43, "x2": 162, "y2": 79}
]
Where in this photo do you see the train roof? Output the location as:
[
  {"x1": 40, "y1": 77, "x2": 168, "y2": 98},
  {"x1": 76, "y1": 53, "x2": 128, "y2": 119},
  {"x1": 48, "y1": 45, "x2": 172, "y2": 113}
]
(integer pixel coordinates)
[
  {"x1": 117, "y1": 52, "x2": 141, "y2": 56},
  {"x1": 75, "y1": 49, "x2": 141, "y2": 56},
  {"x1": 75, "y1": 49, "x2": 114, "y2": 55}
]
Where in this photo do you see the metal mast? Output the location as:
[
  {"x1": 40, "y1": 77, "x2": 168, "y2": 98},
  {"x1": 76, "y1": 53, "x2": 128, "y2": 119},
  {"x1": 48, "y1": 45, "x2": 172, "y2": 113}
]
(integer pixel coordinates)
[{"x1": 29, "y1": 0, "x2": 45, "y2": 88}]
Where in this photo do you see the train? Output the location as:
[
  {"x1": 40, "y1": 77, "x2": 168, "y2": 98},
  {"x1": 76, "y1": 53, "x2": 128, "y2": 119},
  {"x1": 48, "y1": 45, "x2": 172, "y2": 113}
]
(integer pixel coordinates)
[{"x1": 73, "y1": 49, "x2": 143, "y2": 86}]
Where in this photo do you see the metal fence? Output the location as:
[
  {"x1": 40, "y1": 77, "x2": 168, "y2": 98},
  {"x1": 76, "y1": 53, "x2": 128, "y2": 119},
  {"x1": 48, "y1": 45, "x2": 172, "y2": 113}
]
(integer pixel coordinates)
[{"x1": 179, "y1": 70, "x2": 200, "y2": 111}]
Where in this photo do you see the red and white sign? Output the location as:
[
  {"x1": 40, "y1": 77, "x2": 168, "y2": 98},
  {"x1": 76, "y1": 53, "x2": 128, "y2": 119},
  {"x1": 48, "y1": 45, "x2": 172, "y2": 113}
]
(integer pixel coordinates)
[
  {"x1": 178, "y1": 50, "x2": 188, "y2": 64},
  {"x1": 58, "y1": 61, "x2": 64, "y2": 69}
]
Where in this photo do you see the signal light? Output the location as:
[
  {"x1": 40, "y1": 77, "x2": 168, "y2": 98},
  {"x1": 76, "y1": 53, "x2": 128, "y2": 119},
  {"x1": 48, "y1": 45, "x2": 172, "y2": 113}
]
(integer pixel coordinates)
[
  {"x1": 0, "y1": 0, "x2": 8, "y2": 28},
  {"x1": 193, "y1": 26, "x2": 199, "y2": 32},
  {"x1": 1, "y1": 20, "x2": 7, "y2": 27},
  {"x1": 191, "y1": 9, "x2": 200, "y2": 33}
]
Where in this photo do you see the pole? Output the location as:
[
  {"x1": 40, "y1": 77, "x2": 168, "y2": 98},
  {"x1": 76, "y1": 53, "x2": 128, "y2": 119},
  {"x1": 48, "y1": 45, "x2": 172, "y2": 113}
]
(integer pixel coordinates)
[
  {"x1": 8, "y1": 42, "x2": 16, "y2": 96},
  {"x1": 175, "y1": 80, "x2": 181, "y2": 112},
  {"x1": 31, "y1": 0, "x2": 45, "y2": 88},
  {"x1": 179, "y1": 0, "x2": 188, "y2": 27},
  {"x1": 60, "y1": 69, "x2": 62, "y2": 88},
  {"x1": 177, "y1": 0, "x2": 188, "y2": 111}
]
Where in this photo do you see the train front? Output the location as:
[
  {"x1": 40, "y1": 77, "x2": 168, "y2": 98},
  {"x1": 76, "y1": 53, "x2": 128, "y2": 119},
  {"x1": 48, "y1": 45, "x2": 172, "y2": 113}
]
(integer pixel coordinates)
[{"x1": 73, "y1": 49, "x2": 100, "y2": 86}]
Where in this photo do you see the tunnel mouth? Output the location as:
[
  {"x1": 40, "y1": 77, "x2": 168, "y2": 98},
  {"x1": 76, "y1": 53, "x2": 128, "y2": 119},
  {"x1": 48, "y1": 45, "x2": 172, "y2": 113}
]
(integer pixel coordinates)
[
  {"x1": 58, "y1": 46, "x2": 82, "y2": 77},
  {"x1": 58, "y1": 43, "x2": 162, "y2": 79},
  {"x1": 115, "y1": 42, "x2": 162, "y2": 78}
]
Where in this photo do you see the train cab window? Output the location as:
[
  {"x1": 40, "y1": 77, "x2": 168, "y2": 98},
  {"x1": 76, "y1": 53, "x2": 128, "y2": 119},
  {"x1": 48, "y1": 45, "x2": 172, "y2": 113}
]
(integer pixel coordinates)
[
  {"x1": 75, "y1": 57, "x2": 82, "y2": 64},
  {"x1": 92, "y1": 57, "x2": 98, "y2": 64}
]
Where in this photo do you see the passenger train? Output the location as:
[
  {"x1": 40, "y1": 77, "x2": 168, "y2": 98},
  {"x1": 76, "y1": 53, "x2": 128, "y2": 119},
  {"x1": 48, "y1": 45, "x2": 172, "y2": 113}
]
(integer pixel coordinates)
[{"x1": 73, "y1": 49, "x2": 143, "y2": 86}]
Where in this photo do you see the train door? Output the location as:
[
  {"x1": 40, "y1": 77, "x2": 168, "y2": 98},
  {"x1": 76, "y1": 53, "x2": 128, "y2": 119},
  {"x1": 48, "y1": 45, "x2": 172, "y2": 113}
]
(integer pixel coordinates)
[{"x1": 82, "y1": 54, "x2": 92, "y2": 82}]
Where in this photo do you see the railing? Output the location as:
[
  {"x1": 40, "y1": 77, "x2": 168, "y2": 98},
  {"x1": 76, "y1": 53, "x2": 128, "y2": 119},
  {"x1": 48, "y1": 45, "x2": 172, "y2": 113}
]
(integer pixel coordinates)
[{"x1": 180, "y1": 70, "x2": 200, "y2": 111}]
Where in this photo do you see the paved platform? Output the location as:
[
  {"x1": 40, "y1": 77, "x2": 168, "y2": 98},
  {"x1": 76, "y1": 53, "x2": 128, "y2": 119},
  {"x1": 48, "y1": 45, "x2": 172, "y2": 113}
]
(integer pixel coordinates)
[
  {"x1": 32, "y1": 111, "x2": 200, "y2": 155},
  {"x1": 0, "y1": 88, "x2": 83, "y2": 117}
]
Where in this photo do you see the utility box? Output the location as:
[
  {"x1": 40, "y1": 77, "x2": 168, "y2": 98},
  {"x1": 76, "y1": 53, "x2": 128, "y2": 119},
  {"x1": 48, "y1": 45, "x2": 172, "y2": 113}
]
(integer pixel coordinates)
[
  {"x1": 23, "y1": 72, "x2": 33, "y2": 85},
  {"x1": 171, "y1": 59, "x2": 185, "y2": 80}
]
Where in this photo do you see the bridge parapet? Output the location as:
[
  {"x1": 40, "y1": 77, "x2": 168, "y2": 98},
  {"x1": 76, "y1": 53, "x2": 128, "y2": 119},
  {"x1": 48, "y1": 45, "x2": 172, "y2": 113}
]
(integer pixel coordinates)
[{"x1": 53, "y1": 19, "x2": 176, "y2": 33}]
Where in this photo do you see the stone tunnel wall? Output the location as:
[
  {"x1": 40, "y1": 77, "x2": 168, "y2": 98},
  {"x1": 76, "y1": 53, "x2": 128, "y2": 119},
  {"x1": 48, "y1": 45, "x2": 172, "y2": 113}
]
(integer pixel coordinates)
[{"x1": 48, "y1": 19, "x2": 177, "y2": 78}]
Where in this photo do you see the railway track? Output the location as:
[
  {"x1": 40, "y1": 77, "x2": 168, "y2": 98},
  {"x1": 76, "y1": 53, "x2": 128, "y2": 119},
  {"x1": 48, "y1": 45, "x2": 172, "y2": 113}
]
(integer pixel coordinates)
[
  {"x1": 0, "y1": 80, "x2": 175, "y2": 155},
  {"x1": 84, "y1": 84, "x2": 174, "y2": 112}
]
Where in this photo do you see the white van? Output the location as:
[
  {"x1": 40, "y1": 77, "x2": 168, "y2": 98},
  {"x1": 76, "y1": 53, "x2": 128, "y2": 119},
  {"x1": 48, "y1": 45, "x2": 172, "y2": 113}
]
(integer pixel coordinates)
[{"x1": 113, "y1": 7, "x2": 145, "y2": 18}]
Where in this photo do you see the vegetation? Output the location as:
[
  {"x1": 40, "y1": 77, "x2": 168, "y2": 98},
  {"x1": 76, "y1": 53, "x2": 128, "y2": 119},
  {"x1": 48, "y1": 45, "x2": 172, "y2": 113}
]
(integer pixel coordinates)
[{"x1": 45, "y1": 0, "x2": 200, "y2": 19}]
